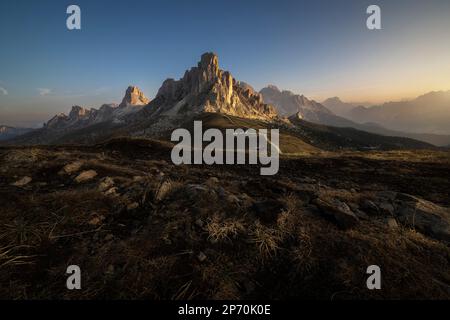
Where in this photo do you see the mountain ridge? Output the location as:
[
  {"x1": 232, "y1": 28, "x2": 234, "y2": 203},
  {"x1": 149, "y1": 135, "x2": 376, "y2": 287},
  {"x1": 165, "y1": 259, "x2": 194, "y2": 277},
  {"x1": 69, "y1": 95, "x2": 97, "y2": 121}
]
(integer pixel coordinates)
[
  {"x1": 2, "y1": 53, "x2": 441, "y2": 150},
  {"x1": 262, "y1": 86, "x2": 450, "y2": 146},
  {"x1": 327, "y1": 91, "x2": 450, "y2": 135}
]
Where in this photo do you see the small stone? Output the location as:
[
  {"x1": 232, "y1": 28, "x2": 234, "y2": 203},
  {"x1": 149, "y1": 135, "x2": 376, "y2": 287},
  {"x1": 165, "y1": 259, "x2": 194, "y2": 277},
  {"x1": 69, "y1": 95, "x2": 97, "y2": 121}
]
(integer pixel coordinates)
[
  {"x1": 104, "y1": 187, "x2": 118, "y2": 196},
  {"x1": 197, "y1": 252, "x2": 207, "y2": 262},
  {"x1": 376, "y1": 191, "x2": 397, "y2": 201},
  {"x1": 105, "y1": 234, "x2": 114, "y2": 241},
  {"x1": 59, "y1": 161, "x2": 83, "y2": 175},
  {"x1": 314, "y1": 197, "x2": 359, "y2": 229},
  {"x1": 205, "y1": 177, "x2": 219, "y2": 187},
  {"x1": 11, "y1": 176, "x2": 32, "y2": 187},
  {"x1": 227, "y1": 195, "x2": 240, "y2": 205},
  {"x1": 354, "y1": 209, "x2": 369, "y2": 220},
  {"x1": 361, "y1": 199, "x2": 379, "y2": 215},
  {"x1": 106, "y1": 265, "x2": 115, "y2": 275},
  {"x1": 98, "y1": 177, "x2": 114, "y2": 192},
  {"x1": 127, "y1": 202, "x2": 139, "y2": 211},
  {"x1": 386, "y1": 217, "x2": 398, "y2": 229},
  {"x1": 378, "y1": 202, "x2": 395, "y2": 216},
  {"x1": 195, "y1": 219, "x2": 204, "y2": 228},
  {"x1": 88, "y1": 216, "x2": 104, "y2": 226},
  {"x1": 75, "y1": 170, "x2": 97, "y2": 183}
]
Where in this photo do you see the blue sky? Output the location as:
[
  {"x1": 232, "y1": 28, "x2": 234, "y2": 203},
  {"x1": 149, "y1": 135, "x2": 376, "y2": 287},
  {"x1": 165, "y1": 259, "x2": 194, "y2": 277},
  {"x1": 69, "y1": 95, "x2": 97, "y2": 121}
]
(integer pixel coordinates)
[{"x1": 1, "y1": 0, "x2": 450, "y2": 127}]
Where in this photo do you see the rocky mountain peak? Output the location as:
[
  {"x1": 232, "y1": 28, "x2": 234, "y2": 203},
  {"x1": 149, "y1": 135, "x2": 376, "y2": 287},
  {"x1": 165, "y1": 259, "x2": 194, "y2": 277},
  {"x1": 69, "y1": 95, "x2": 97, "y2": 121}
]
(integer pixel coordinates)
[
  {"x1": 119, "y1": 86, "x2": 150, "y2": 108},
  {"x1": 45, "y1": 113, "x2": 69, "y2": 129},
  {"x1": 260, "y1": 85, "x2": 333, "y2": 117},
  {"x1": 145, "y1": 53, "x2": 277, "y2": 121},
  {"x1": 266, "y1": 84, "x2": 281, "y2": 92},
  {"x1": 325, "y1": 97, "x2": 342, "y2": 103},
  {"x1": 198, "y1": 52, "x2": 219, "y2": 72},
  {"x1": 69, "y1": 106, "x2": 89, "y2": 119}
]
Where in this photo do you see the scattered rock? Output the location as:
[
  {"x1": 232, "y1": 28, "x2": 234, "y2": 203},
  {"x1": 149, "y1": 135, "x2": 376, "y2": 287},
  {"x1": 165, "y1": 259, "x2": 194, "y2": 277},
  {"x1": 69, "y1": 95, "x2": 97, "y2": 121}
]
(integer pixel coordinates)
[
  {"x1": 98, "y1": 177, "x2": 114, "y2": 192},
  {"x1": 395, "y1": 194, "x2": 450, "y2": 242},
  {"x1": 106, "y1": 265, "x2": 115, "y2": 275},
  {"x1": 195, "y1": 219, "x2": 204, "y2": 228},
  {"x1": 75, "y1": 170, "x2": 98, "y2": 183},
  {"x1": 353, "y1": 209, "x2": 369, "y2": 220},
  {"x1": 59, "y1": 161, "x2": 83, "y2": 175},
  {"x1": 314, "y1": 197, "x2": 359, "y2": 229},
  {"x1": 386, "y1": 217, "x2": 399, "y2": 229},
  {"x1": 376, "y1": 191, "x2": 397, "y2": 201},
  {"x1": 105, "y1": 234, "x2": 114, "y2": 241},
  {"x1": 88, "y1": 215, "x2": 105, "y2": 226},
  {"x1": 361, "y1": 199, "x2": 379, "y2": 215},
  {"x1": 197, "y1": 252, "x2": 207, "y2": 262},
  {"x1": 127, "y1": 202, "x2": 139, "y2": 211},
  {"x1": 378, "y1": 202, "x2": 395, "y2": 216},
  {"x1": 104, "y1": 187, "x2": 118, "y2": 196},
  {"x1": 205, "y1": 177, "x2": 219, "y2": 187},
  {"x1": 227, "y1": 194, "x2": 240, "y2": 206},
  {"x1": 184, "y1": 184, "x2": 218, "y2": 203},
  {"x1": 11, "y1": 176, "x2": 32, "y2": 187},
  {"x1": 155, "y1": 180, "x2": 175, "y2": 202}
]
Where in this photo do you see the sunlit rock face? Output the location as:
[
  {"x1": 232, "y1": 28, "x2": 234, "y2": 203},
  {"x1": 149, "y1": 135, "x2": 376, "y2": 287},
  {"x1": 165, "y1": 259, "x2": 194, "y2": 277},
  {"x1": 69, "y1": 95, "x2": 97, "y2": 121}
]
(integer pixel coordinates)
[
  {"x1": 119, "y1": 86, "x2": 150, "y2": 108},
  {"x1": 146, "y1": 52, "x2": 278, "y2": 120}
]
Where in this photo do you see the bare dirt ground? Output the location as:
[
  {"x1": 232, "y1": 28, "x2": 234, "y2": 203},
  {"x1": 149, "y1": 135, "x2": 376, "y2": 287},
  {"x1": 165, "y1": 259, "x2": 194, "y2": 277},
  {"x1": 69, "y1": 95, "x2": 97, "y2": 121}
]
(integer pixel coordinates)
[{"x1": 0, "y1": 139, "x2": 449, "y2": 299}]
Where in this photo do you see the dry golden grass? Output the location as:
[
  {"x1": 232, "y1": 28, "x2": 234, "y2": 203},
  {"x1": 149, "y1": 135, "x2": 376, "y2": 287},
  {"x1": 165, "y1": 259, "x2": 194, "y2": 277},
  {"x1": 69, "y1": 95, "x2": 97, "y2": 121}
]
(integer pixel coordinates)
[
  {"x1": 206, "y1": 215, "x2": 246, "y2": 243},
  {"x1": 0, "y1": 143, "x2": 449, "y2": 300},
  {"x1": 250, "y1": 222, "x2": 282, "y2": 260}
]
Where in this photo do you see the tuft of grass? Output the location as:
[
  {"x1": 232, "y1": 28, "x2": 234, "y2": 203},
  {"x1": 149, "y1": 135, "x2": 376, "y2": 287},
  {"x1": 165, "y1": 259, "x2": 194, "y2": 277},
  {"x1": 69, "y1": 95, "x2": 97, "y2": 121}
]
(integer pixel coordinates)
[
  {"x1": 206, "y1": 215, "x2": 246, "y2": 243},
  {"x1": 0, "y1": 245, "x2": 37, "y2": 268},
  {"x1": 250, "y1": 222, "x2": 282, "y2": 259}
]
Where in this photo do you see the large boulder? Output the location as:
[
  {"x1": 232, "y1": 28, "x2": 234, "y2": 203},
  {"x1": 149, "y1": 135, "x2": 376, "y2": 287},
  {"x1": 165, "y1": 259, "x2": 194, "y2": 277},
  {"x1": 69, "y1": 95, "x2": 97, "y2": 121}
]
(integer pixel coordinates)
[
  {"x1": 394, "y1": 193, "x2": 450, "y2": 242},
  {"x1": 314, "y1": 197, "x2": 359, "y2": 229}
]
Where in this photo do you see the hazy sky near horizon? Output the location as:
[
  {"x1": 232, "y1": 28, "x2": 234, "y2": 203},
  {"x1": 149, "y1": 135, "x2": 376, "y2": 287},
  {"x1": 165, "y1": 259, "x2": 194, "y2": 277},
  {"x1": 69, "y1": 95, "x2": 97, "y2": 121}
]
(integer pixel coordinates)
[{"x1": 1, "y1": 0, "x2": 450, "y2": 127}]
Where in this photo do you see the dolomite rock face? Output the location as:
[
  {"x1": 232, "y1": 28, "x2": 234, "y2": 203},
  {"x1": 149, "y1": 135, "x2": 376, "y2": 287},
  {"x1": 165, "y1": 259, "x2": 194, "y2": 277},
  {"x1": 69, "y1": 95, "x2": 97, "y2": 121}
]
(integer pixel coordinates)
[
  {"x1": 119, "y1": 86, "x2": 150, "y2": 107},
  {"x1": 143, "y1": 52, "x2": 278, "y2": 120},
  {"x1": 43, "y1": 86, "x2": 149, "y2": 131},
  {"x1": 260, "y1": 85, "x2": 333, "y2": 118}
]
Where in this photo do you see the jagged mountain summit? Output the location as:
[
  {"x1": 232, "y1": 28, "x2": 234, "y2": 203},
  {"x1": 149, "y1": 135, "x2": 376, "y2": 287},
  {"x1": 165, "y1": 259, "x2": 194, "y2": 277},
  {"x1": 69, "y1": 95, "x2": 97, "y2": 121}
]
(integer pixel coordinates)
[
  {"x1": 348, "y1": 91, "x2": 450, "y2": 135},
  {"x1": 3, "y1": 53, "x2": 441, "y2": 149},
  {"x1": 139, "y1": 53, "x2": 277, "y2": 121},
  {"x1": 321, "y1": 97, "x2": 362, "y2": 117},
  {"x1": 0, "y1": 125, "x2": 34, "y2": 141},
  {"x1": 44, "y1": 86, "x2": 149, "y2": 131},
  {"x1": 119, "y1": 86, "x2": 150, "y2": 108},
  {"x1": 259, "y1": 85, "x2": 331, "y2": 119},
  {"x1": 261, "y1": 86, "x2": 450, "y2": 146},
  {"x1": 6, "y1": 86, "x2": 149, "y2": 144}
]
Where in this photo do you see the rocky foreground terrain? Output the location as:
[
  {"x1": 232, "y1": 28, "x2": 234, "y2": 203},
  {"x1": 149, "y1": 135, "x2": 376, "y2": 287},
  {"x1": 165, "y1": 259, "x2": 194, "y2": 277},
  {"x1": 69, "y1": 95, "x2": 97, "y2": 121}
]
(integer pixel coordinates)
[{"x1": 0, "y1": 139, "x2": 449, "y2": 299}]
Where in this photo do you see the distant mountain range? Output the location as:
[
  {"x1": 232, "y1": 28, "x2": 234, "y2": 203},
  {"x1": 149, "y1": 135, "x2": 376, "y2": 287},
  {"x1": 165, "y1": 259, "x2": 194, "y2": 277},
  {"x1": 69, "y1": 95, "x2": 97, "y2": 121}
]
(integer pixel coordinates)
[
  {"x1": 0, "y1": 126, "x2": 34, "y2": 141},
  {"x1": 260, "y1": 86, "x2": 450, "y2": 146},
  {"x1": 1, "y1": 53, "x2": 442, "y2": 151},
  {"x1": 323, "y1": 92, "x2": 450, "y2": 135},
  {"x1": 322, "y1": 97, "x2": 363, "y2": 117}
]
